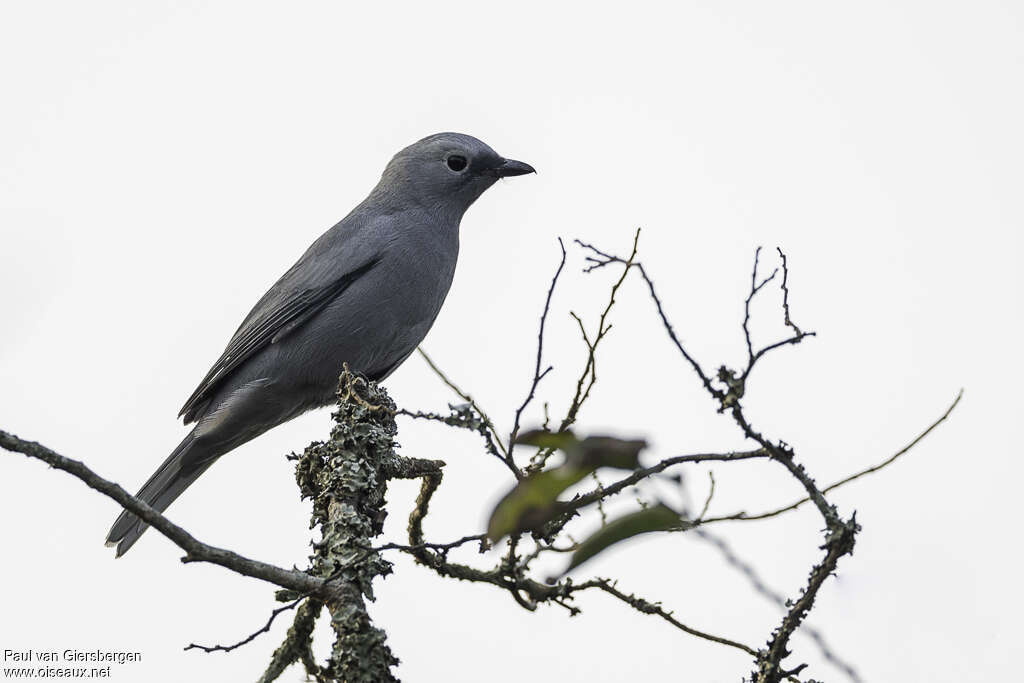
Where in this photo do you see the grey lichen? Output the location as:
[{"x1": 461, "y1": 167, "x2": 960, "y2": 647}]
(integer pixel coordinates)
[{"x1": 292, "y1": 368, "x2": 401, "y2": 682}]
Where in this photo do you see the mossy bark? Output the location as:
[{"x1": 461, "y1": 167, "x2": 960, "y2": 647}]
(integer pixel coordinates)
[{"x1": 293, "y1": 370, "x2": 401, "y2": 682}]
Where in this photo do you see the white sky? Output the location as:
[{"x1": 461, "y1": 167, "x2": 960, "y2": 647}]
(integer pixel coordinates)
[{"x1": 1, "y1": 2, "x2": 1021, "y2": 681}]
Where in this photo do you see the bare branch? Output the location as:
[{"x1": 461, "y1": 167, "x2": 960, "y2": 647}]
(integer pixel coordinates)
[
  {"x1": 617, "y1": 257, "x2": 725, "y2": 401},
  {"x1": 695, "y1": 529, "x2": 862, "y2": 682},
  {"x1": 701, "y1": 390, "x2": 964, "y2": 526},
  {"x1": 738, "y1": 248, "x2": 816, "y2": 386},
  {"x1": 573, "y1": 239, "x2": 865, "y2": 682},
  {"x1": 695, "y1": 471, "x2": 716, "y2": 523},
  {"x1": 401, "y1": 458, "x2": 760, "y2": 659},
  {"x1": 560, "y1": 230, "x2": 640, "y2": 432},
  {"x1": 257, "y1": 598, "x2": 325, "y2": 683},
  {"x1": 510, "y1": 238, "x2": 567, "y2": 454},
  {"x1": 3, "y1": 230, "x2": 960, "y2": 683},
  {"x1": 186, "y1": 598, "x2": 305, "y2": 654},
  {"x1": 397, "y1": 404, "x2": 506, "y2": 470},
  {"x1": 776, "y1": 247, "x2": 802, "y2": 336},
  {"x1": 416, "y1": 347, "x2": 520, "y2": 478},
  {"x1": 743, "y1": 246, "x2": 780, "y2": 363},
  {"x1": 374, "y1": 534, "x2": 487, "y2": 557},
  {"x1": 0, "y1": 430, "x2": 330, "y2": 598},
  {"x1": 754, "y1": 515, "x2": 859, "y2": 683},
  {"x1": 586, "y1": 578, "x2": 759, "y2": 657},
  {"x1": 545, "y1": 449, "x2": 769, "y2": 535}
]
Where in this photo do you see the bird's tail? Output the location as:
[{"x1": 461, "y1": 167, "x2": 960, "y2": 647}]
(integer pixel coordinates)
[{"x1": 105, "y1": 429, "x2": 215, "y2": 557}]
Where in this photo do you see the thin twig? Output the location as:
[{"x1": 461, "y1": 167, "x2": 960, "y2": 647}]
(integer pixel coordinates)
[
  {"x1": 417, "y1": 347, "x2": 520, "y2": 478},
  {"x1": 742, "y1": 246, "x2": 780, "y2": 363},
  {"x1": 700, "y1": 390, "x2": 963, "y2": 526},
  {"x1": 544, "y1": 449, "x2": 769, "y2": 535},
  {"x1": 695, "y1": 529, "x2": 862, "y2": 682},
  {"x1": 587, "y1": 578, "x2": 759, "y2": 656},
  {"x1": 510, "y1": 238, "x2": 567, "y2": 455},
  {"x1": 696, "y1": 471, "x2": 716, "y2": 522},
  {"x1": 738, "y1": 248, "x2": 815, "y2": 385},
  {"x1": 560, "y1": 230, "x2": 641, "y2": 432},
  {"x1": 776, "y1": 247, "x2": 802, "y2": 336},
  {"x1": 186, "y1": 598, "x2": 304, "y2": 654},
  {"x1": 402, "y1": 467, "x2": 759, "y2": 660},
  {"x1": 374, "y1": 534, "x2": 487, "y2": 556},
  {"x1": 257, "y1": 598, "x2": 324, "y2": 683},
  {"x1": 397, "y1": 405, "x2": 506, "y2": 467}
]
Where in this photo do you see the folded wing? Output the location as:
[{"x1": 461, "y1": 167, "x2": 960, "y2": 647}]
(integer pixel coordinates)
[{"x1": 178, "y1": 224, "x2": 382, "y2": 424}]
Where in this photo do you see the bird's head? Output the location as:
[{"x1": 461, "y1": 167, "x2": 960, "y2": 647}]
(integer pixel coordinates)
[{"x1": 378, "y1": 132, "x2": 535, "y2": 217}]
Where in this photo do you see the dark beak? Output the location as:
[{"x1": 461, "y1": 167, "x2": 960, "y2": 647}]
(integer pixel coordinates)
[{"x1": 494, "y1": 158, "x2": 536, "y2": 177}]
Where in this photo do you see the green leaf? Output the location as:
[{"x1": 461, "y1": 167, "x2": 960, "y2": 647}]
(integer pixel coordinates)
[
  {"x1": 513, "y1": 429, "x2": 579, "y2": 452},
  {"x1": 571, "y1": 436, "x2": 646, "y2": 470},
  {"x1": 515, "y1": 430, "x2": 646, "y2": 471},
  {"x1": 560, "y1": 504, "x2": 683, "y2": 575},
  {"x1": 490, "y1": 430, "x2": 648, "y2": 543},
  {"x1": 487, "y1": 466, "x2": 591, "y2": 542}
]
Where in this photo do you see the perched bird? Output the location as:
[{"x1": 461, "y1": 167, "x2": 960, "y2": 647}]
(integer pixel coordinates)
[{"x1": 105, "y1": 132, "x2": 534, "y2": 556}]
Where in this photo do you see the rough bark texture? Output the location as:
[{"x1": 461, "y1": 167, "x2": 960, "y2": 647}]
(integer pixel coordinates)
[{"x1": 292, "y1": 369, "x2": 401, "y2": 682}]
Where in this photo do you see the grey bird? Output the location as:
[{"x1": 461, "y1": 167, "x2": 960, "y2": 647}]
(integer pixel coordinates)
[{"x1": 105, "y1": 132, "x2": 534, "y2": 556}]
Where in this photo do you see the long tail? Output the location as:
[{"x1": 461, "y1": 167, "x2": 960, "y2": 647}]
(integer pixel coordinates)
[{"x1": 105, "y1": 429, "x2": 216, "y2": 557}]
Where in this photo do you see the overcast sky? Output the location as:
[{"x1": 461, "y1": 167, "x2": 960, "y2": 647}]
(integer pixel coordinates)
[{"x1": 2, "y1": 2, "x2": 1021, "y2": 682}]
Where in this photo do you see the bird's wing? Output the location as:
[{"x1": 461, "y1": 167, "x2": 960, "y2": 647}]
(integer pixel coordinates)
[{"x1": 178, "y1": 223, "x2": 383, "y2": 424}]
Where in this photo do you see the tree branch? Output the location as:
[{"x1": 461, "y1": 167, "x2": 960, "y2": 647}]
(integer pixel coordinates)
[
  {"x1": 0, "y1": 431, "x2": 330, "y2": 599},
  {"x1": 416, "y1": 347, "x2": 519, "y2": 478},
  {"x1": 510, "y1": 237, "x2": 567, "y2": 456},
  {"x1": 2, "y1": 236, "x2": 961, "y2": 683},
  {"x1": 695, "y1": 529, "x2": 862, "y2": 682},
  {"x1": 185, "y1": 597, "x2": 304, "y2": 654},
  {"x1": 699, "y1": 390, "x2": 964, "y2": 526}
]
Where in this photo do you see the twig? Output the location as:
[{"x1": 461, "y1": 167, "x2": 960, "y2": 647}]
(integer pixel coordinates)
[
  {"x1": 186, "y1": 598, "x2": 303, "y2": 654},
  {"x1": 401, "y1": 464, "x2": 759, "y2": 660},
  {"x1": 559, "y1": 230, "x2": 641, "y2": 433},
  {"x1": 397, "y1": 404, "x2": 506, "y2": 468},
  {"x1": 696, "y1": 471, "x2": 716, "y2": 522},
  {"x1": 700, "y1": 390, "x2": 964, "y2": 526},
  {"x1": 742, "y1": 246, "x2": 780, "y2": 363},
  {"x1": 739, "y1": 249, "x2": 815, "y2": 385},
  {"x1": 576, "y1": 241, "x2": 861, "y2": 681},
  {"x1": 587, "y1": 578, "x2": 759, "y2": 656},
  {"x1": 417, "y1": 347, "x2": 520, "y2": 478},
  {"x1": 776, "y1": 247, "x2": 802, "y2": 336},
  {"x1": 256, "y1": 598, "x2": 324, "y2": 683},
  {"x1": 545, "y1": 449, "x2": 769, "y2": 535},
  {"x1": 510, "y1": 238, "x2": 567, "y2": 455},
  {"x1": 590, "y1": 470, "x2": 608, "y2": 526},
  {"x1": 695, "y1": 529, "x2": 862, "y2": 682},
  {"x1": 373, "y1": 534, "x2": 487, "y2": 557},
  {"x1": 577, "y1": 241, "x2": 725, "y2": 402}
]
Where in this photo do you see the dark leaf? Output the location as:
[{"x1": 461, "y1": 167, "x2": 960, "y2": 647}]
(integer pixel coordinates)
[
  {"x1": 515, "y1": 430, "x2": 646, "y2": 471},
  {"x1": 572, "y1": 436, "x2": 647, "y2": 470},
  {"x1": 513, "y1": 429, "x2": 578, "y2": 452},
  {"x1": 559, "y1": 504, "x2": 683, "y2": 575},
  {"x1": 487, "y1": 466, "x2": 591, "y2": 542}
]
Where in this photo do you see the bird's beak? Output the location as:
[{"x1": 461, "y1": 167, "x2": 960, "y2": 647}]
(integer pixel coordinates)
[{"x1": 494, "y1": 158, "x2": 536, "y2": 177}]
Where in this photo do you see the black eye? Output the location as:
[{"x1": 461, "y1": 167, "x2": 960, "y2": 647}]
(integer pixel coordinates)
[{"x1": 446, "y1": 154, "x2": 468, "y2": 172}]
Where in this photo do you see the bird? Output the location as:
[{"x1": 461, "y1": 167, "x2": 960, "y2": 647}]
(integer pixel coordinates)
[{"x1": 105, "y1": 132, "x2": 535, "y2": 556}]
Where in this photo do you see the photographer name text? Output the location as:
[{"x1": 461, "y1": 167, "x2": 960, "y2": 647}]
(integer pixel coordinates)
[{"x1": 3, "y1": 650, "x2": 141, "y2": 665}]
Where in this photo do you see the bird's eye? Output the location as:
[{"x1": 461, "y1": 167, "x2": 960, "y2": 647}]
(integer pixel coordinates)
[{"x1": 446, "y1": 154, "x2": 468, "y2": 172}]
